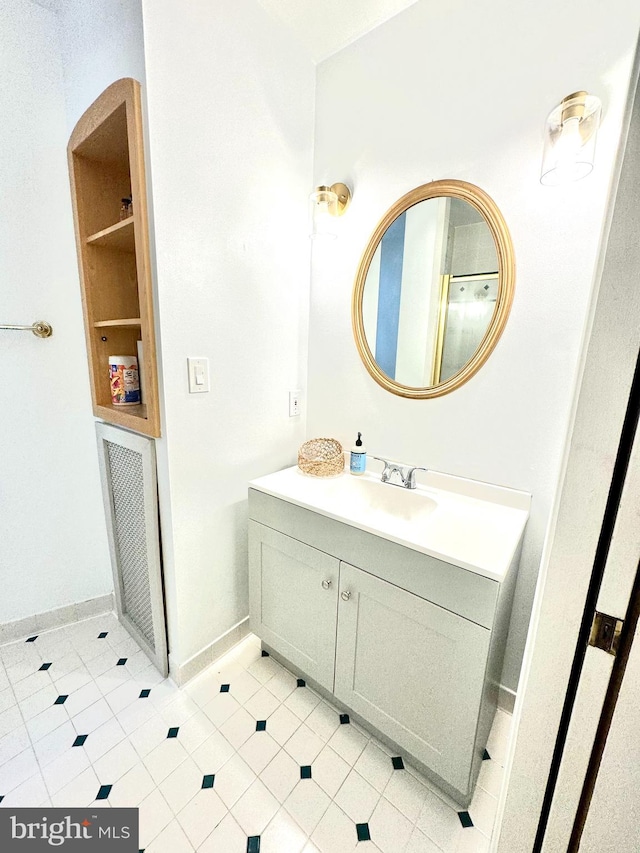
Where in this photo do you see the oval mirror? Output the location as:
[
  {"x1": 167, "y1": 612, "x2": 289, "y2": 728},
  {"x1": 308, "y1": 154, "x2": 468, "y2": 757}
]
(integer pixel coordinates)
[{"x1": 352, "y1": 180, "x2": 515, "y2": 398}]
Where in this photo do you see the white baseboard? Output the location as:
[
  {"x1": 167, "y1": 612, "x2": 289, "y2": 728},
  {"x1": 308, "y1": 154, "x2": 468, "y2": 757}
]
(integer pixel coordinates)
[
  {"x1": 0, "y1": 594, "x2": 114, "y2": 645},
  {"x1": 170, "y1": 617, "x2": 251, "y2": 686},
  {"x1": 499, "y1": 684, "x2": 516, "y2": 714}
]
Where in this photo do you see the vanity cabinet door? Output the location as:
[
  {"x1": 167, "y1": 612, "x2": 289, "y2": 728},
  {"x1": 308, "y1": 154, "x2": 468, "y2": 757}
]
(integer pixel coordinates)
[
  {"x1": 249, "y1": 522, "x2": 339, "y2": 692},
  {"x1": 334, "y1": 562, "x2": 490, "y2": 796}
]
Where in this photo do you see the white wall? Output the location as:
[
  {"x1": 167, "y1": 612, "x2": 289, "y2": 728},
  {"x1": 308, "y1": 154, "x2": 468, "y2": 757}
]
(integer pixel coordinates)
[
  {"x1": 0, "y1": 0, "x2": 112, "y2": 623},
  {"x1": 308, "y1": 0, "x2": 640, "y2": 691},
  {"x1": 141, "y1": 0, "x2": 315, "y2": 666},
  {"x1": 53, "y1": 0, "x2": 146, "y2": 132}
]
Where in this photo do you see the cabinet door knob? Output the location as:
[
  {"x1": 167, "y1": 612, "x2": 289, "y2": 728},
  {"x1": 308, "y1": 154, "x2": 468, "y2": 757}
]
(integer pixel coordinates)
[
  {"x1": 322, "y1": 579, "x2": 332, "y2": 590},
  {"x1": 341, "y1": 590, "x2": 351, "y2": 601}
]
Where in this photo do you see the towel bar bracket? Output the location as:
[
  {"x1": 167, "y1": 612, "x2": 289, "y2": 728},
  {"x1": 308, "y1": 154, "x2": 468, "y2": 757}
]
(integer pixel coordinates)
[{"x1": 0, "y1": 321, "x2": 53, "y2": 338}]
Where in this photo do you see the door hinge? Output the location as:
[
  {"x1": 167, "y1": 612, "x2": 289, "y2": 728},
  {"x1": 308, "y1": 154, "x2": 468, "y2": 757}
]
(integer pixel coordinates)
[{"x1": 589, "y1": 611, "x2": 624, "y2": 656}]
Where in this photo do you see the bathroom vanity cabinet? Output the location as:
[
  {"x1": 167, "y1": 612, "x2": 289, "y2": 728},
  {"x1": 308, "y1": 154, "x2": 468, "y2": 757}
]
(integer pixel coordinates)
[{"x1": 248, "y1": 482, "x2": 524, "y2": 806}]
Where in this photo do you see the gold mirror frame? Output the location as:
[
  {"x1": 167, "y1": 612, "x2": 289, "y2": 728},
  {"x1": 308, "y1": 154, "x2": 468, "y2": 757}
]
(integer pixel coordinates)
[{"x1": 352, "y1": 179, "x2": 515, "y2": 399}]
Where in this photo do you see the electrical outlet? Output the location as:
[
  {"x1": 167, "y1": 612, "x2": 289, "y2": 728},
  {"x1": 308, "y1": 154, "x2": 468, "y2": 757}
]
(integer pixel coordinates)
[{"x1": 289, "y1": 389, "x2": 301, "y2": 417}]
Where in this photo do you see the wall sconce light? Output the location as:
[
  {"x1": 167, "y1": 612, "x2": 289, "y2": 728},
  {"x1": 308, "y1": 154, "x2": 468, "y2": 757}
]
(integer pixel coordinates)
[
  {"x1": 309, "y1": 182, "x2": 351, "y2": 238},
  {"x1": 541, "y1": 91, "x2": 602, "y2": 186}
]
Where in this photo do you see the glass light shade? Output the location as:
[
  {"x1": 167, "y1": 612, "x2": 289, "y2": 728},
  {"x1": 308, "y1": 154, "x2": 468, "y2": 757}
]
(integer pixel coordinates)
[
  {"x1": 309, "y1": 186, "x2": 339, "y2": 239},
  {"x1": 541, "y1": 92, "x2": 602, "y2": 186}
]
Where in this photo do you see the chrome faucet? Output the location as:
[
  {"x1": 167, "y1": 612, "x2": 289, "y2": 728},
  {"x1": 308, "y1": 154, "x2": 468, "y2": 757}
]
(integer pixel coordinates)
[{"x1": 373, "y1": 457, "x2": 427, "y2": 489}]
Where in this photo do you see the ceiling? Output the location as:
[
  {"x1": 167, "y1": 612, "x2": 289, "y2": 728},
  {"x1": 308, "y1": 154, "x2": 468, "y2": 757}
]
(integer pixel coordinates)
[
  {"x1": 256, "y1": 0, "x2": 420, "y2": 62},
  {"x1": 29, "y1": 0, "x2": 420, "y2": 64}
]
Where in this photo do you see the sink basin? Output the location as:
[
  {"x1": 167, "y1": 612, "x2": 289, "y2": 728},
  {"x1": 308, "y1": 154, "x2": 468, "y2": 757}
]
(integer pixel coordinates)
[
  {"x1": 249, "y1": 463, "x2": 531, "y2": 581},
  {"x1": 304, "y1": 473, "x2": 437, "y2": 524}
]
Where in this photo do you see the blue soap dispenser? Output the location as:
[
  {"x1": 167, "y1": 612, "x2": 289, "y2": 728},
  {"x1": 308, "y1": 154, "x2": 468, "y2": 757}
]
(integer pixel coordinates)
[{"x1": 350, "y1": 432, "x2": 367, "y2": 475}]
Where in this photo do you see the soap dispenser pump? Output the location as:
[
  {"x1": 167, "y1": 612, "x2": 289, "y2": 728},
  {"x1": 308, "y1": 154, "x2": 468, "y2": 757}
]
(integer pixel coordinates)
[{"x1": 350, "y1": 432, "x2": 367, "y2": 475}]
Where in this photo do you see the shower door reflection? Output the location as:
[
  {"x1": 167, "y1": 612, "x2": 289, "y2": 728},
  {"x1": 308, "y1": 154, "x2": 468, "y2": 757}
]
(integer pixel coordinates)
[{"x1": 435, "y1": 273, "x2": 499, "y2": 384}]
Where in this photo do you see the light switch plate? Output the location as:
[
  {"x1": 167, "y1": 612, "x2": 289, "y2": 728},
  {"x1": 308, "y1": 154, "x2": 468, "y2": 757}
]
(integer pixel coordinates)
[
  {"x1": 289, "y1": 389, "x2": 301, "y2": 417},
  {"x1": 187, "y1": 357, "x2": 209, "y2": 393}
]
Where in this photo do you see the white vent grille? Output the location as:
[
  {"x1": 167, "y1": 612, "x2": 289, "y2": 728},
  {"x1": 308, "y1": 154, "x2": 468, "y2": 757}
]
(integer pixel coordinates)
[
  {"x1": 105, "y1": 441, "x2": 156, "y2": 649},
  {"x1": 96, "y1": 423, "x2": 168, "y2": 676}
]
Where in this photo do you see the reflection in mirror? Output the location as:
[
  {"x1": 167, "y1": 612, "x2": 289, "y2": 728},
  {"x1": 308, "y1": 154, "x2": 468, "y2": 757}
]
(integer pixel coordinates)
[{"x1": 362, "y1": 197, "x2": 498, "y2": 387}]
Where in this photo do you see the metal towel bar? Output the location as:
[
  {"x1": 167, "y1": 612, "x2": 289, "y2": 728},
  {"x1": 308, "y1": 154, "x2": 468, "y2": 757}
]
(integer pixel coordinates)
[{"x1": 0, "y1": 321, "x2": 53, "y2": 338}]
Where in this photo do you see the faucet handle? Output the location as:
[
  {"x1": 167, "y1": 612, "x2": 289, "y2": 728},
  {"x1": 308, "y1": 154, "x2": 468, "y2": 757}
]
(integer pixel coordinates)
[
  {"x1": 372, "y1": 456, "x2": 391, "y2": 466},
  {"x1": 404, "y1": 466, "x2": 428, "y2": 489},
  {"x1": 372, "y1": 456, "x2": 394, "y2": 482}
]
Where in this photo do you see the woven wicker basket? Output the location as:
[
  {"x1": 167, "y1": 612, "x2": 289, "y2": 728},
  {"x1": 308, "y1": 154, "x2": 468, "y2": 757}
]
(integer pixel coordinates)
[{"x1": 298, "y1": 438, "x2": 344, "y2": 477}]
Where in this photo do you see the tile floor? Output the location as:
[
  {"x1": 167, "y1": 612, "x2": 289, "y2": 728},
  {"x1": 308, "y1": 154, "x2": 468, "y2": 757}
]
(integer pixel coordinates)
[{"x1": 0, "y1": 613, "x2": 510, "y2": 852}]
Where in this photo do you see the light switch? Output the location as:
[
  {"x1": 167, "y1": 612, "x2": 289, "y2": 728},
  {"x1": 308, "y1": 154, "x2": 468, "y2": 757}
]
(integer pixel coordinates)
[{"x1": 187, "y1": 357, "x2": 209, "y2": 393}]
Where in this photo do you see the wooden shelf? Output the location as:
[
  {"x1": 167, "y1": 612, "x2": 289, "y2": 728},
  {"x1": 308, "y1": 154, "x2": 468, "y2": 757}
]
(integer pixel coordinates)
[
  {"x1": 97, "y1": 402, "x2": 147, "y2": 418},
  {"x1": 94, "y1": 403, "x2": 155, "y2": 438},
  {"x1": 94, "y1": 318, "x2": 141, "y2": 328},
  {"x1": 86, "y1": 217, "x2": 135, "y2": 252},
  {"x1": 68, "y1": 78, "x2": 160, "y2": 438}
]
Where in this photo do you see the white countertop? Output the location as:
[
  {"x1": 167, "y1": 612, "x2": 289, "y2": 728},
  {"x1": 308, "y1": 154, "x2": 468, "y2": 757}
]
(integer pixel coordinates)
[{"x1": 249, "y1": 463, "x2": 531, "y2": 582}]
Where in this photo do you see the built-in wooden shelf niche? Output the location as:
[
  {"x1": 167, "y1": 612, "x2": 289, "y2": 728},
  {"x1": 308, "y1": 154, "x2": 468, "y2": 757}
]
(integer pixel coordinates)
[{"x1": 68, "y1": 78, "x2": 160, "y2": 437}]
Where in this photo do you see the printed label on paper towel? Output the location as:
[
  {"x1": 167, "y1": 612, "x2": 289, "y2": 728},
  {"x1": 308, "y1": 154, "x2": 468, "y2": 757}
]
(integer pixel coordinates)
[{"x1": 109, "y1": 357, "x2": 140, "y2": 406}]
